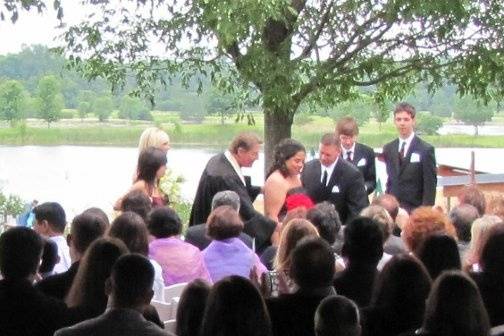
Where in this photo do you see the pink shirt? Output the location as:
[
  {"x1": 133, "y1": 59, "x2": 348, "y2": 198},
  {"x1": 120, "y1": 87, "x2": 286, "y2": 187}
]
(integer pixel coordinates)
[{"x1": 149, "y1": 237, "x2": 212, "y2": 286}]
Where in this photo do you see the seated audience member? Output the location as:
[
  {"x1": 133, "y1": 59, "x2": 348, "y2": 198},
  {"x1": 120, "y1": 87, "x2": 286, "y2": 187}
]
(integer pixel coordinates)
[
  {"x1": 362, "y1": 254, "x2": 432, "y2": 336},
  {"x1": 417, "y1": 234, "x2": 461, "y2": 280},
  {"x1": 148, "y1": 207, "x2": 211, "y2": 285},
  {"x1": 267, "y1": 237, "x2": 336, "y2": 336},
  {"x1": 487, "y1": 195, "x2": 504, "y2": 220},
  {"x1": 109, "y1": 212, "x2": 164, "y2": 300},
  {"x1": 55, "y1": 254, "x2": 173, "y2": 336},
  {"x1": 260, "y1": 205, "x2": 311, "y2": 270},
  {"x1": 120, "y1": 189, "x2": 152, "y2": 223},
  {"x1": 261, "y1": 219, "x2": 319, "y2": 298},
  {"x1": 464, "y1": 214, "x2": 502, "y2": 272},
  {"x1": 306, "y1": 201, "x2": 345, "y2": 267},
  {"x1": 458, "y1": 185, "x2": 486, "y2": 217},
  {"x1": 200, "y1": 275, "x2": 272, "y2": 336},
  {"x1": 361, "y1": 205, "x2": 406, "y2": 256},
  {"x1": 372, "y1": 194, "x2": 404, "y2": 236},
  {"x1": 39, "y1": 238, "x2": 59, "y2": 278},
  {"x1": 185, "y1": 190, "x2": 254, "y2": 251},
  {"x1": 176, "y1": 279, "x2": 211, "y2": 336},
  {"x1": 203, "y1": 206, "x2": 266, "y2": 282},
  {"x1": 315, "y1": 295, "x2": 361, "y2": 336},
  {"x1": 65, "y1": 238, "x2": 128, "y2": 323},
  {"x1": 33, "y1": 202, "x2": 71, "y2": 273},
  {"x1": 334, "y1": 217, "x2": 383, "y2": 307},
  {"x1": 36, "y1": 209, "x2": 108, "y2": 299},
  {"x1": 412, "y1": 271, "x2": 490, "y2": 336},
  {"x1": 449, "y1": 204, "x2": 479, "y2": 257},
  {"x1": 0, "y1": 227, "x2": 68, "y2": 336},
  {"x1": 402, "y1": 206, "x2": 457, "y2": 255},
  {"x1": 471, "y1": 225, "x2": 504, "y2": 327}
]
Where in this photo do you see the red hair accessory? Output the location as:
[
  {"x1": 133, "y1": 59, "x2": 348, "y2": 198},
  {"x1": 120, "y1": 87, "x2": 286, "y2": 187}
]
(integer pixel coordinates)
[{"x1": 285, "y1": 193, "x2": 315, "y2": 211}]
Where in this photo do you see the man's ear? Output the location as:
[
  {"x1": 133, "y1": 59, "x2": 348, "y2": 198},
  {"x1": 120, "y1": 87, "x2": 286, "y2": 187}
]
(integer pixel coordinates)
[
  {"x1": 143, "y1": 289, "x2": 154, "y2": 305},
  {"x1": 105, "y1": 277, "x2": 113, "y2": 296},
  {"x1": 66, "y1": 234, "x2": 72, "y2": 247}
]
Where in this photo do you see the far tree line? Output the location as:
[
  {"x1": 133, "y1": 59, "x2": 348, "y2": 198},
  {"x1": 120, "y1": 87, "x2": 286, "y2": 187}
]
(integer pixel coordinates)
[{"x1": 0, "y1": 46, "x2": 499, "y2": 134}]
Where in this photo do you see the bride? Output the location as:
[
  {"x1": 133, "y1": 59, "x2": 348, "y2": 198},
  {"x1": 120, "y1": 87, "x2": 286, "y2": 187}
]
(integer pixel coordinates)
[{"x1": 263, "y1": 138, "x2": 306, "y2": 223}]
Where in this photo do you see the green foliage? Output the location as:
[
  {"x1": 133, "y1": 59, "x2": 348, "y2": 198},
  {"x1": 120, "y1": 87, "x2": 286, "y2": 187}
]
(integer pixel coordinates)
[
  {"x1": 118, "y1": 95, "x2": 152, "y2": 121},
  {"x1": 0, "y1": 191, "x2": 24, "y2": 225},
  {"x1": 327, "y1": 97, "x2": 372, "y2": 126},
  {"x1": 36, "y1": 75, "x2": 64, "y2": 127},
  {"x1": 453, "y1": 96, "x2": 495, "y2": 136},
  {"x1": 0, "y1": 80, "x2": 26, "y2": 126},
  {"x1": 179, "y1": 93, "x2": 206, "y2": 123},
  {"x1": 293, "y1": 113, "x2": 313, "y2": 126},
  {"x1": 416, "y1": 111, "x2": 443, "y2": 135},
  {"x1": 94, "y1": 95, "x2": 114, "y2": 122},
  {"x1": 205, "y1": 89, "x2": 236, "y2": 124}
]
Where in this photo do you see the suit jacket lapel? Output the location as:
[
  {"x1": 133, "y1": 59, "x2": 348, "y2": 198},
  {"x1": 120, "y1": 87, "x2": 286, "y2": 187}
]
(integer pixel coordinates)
[
  {"x1": 327, "y1": 158, "x2": 342, "y2": 188},
  {"x1": 390, "y1": 139, "x2": 400, "y2": 175}
]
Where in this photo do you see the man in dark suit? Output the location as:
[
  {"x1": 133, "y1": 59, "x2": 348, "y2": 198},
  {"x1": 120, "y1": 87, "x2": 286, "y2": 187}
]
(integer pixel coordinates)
[
  {"x1": 36, "y1": 209, "x2": 108, "y2": 299},
  {"x1": 0, "y1": 227, "x2": 69, "y2": 336},
  {"x1": 302, "y1": 133, "x2": 369, "y2": 224},
  {"x1": 382, "y1": 102, "x2": 437, "y2": 213},
  {"x1": 189, "y1": 132, "x2": 276, "y2": 246},
  {"x1": 336, "y1": 116, "x2": 376, "y2": 195},
  {"x1": 267, "y1": 237, "x2": 336, "y2": 336}
]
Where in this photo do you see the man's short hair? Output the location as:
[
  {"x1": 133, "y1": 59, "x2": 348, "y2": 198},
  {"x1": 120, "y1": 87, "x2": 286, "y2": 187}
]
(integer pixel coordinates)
[
  {"x1": 307, "y1": 202, "x2": 341, "y2": 245},
  {"x1": 449, "y1": 204, "x2": 479, "y2": 243},
  {"x1": 360, "y1": 205, "x2": 394, "y2": 242},
  {"x1": 111, "y1": 254, "x2": 154, "y2": 307},
  {"x1": 148, "y1": 207, "x2": 182, "y2": 238},
  {"x1": 206, "y1": 205, "x2": 244, "y2": 240},
  {"x1": 394, "y1": 102, "x2": 416, "y2": 118},
  {"x1": 336, "y1": 117, "x2": 359, "y2": 137},
  {"x1": 71, "y1": 211, "x2": 109, "y2": 255},
  {"x1": 228, "y1": 132, "x2": 262, "y2": 154},
  {"x1": 39, "y1": 238, "x2": 59, "y2": 275},
  {"x1": 33, "y1": 202, "x2": 66, "y2": 233},
  {"x1": 320, "y1": 133, "x2": 341, "y2": 147},
  {"x1": 290, "y1": 237, "x2": 335, "y2": 289},
  {"x1": 372, "y1": 194, "x2": 399, "y2": 222},
  {"x1": 211, "y1": 190, "x2": 241, "y2": 211},
  {"x1": 121, "y1": 190, "x2": 152, "y2": 222},
  {"x1": 315, "y1": 295, "x2": 361, "y2": 336},
  {"x1": 343, "y1": 217, "x2": 384, "y2": 265},
  {"x1": 0, "y1": 227, "x2": 44, "y2": 280}
]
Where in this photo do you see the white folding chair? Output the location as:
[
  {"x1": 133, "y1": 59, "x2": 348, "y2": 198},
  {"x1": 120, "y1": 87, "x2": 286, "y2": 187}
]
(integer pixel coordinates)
[
  {"x1": 164, "y1": 319, "x2": 177, "y2": 334},
  {"x1": 163, "y1": 282, "x2": 188, "y2": 303},
  {"x1": 151, "y1": 299, "x2": 173, "y2": 322}
]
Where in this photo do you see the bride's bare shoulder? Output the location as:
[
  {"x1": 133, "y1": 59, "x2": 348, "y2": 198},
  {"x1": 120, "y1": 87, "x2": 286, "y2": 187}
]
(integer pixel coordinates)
[{"x1": 265, "y1": 170, "x2": 288, "y2": 187}]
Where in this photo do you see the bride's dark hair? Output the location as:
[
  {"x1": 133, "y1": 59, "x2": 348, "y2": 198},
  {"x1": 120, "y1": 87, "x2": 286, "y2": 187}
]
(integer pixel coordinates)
[{"x1": 267, "y1": 138, "x2": 305, "y2": 178}]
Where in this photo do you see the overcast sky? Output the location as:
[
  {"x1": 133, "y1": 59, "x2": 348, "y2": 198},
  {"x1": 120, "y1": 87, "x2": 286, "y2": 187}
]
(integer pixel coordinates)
[{"x1": 0, "y1": 2, "x2": 84, "y2": 55}]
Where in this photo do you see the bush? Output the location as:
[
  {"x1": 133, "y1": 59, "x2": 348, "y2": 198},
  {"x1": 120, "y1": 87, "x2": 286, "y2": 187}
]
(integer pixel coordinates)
[{"x1": 416, "y1": 111, "x2": 443, "y2": 135}]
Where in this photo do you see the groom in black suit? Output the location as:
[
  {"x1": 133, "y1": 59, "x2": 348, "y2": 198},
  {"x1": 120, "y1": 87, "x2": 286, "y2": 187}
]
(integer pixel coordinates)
[
  {"x1": 382, "y1": 102, "x2": 437, "y2": 213},
  {"x1": 336, "y1": 116, "x2": 376, "y2": 195},
  {"x1": 302, "y1": 133, "x2": 369, "y2": 224}
]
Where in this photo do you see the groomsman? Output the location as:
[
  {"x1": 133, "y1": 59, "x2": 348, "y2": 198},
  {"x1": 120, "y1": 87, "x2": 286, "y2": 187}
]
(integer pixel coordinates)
[
  {"x1": 336, "y1": 117, "x2": 376, "y2": 195},
  {"x1": 382, "y1": 102, "x2": 437, "y2": 213}
]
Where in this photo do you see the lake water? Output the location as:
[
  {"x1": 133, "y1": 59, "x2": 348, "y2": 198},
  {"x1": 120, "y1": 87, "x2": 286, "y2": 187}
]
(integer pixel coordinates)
[{"x1": 0, "y1": 145, "x2": 503, "y2": 219}]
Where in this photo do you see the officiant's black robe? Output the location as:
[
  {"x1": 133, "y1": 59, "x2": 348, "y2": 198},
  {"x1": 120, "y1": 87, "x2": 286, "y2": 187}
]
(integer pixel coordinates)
[{"x1": 189, "y1": 153, "x2": 275, "y2": 252}]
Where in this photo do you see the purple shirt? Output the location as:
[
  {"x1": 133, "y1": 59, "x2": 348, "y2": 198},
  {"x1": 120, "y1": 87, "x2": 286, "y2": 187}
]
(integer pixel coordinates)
[
  {"x1": 149, "y1": 237, "x2": 211, "y2": 286},
  {"x1": 202, "y1": 237, "x2": 267, "y2": 283}
]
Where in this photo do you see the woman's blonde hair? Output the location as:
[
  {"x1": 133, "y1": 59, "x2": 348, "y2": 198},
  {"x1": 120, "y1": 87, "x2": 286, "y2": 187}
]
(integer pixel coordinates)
[
  {"x1": 274, "y1": 218, "x2": 319, "y2": 271},
  {"x1": 465, "y1": 214, "x2": 502, "y2": 269},
  {"x1": 138, "y1": 127, "x2": 170, "y2": 153}
]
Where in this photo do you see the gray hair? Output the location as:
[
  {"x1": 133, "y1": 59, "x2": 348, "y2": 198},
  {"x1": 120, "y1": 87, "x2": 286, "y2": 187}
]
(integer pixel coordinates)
[
  {"x1": 360, "y1": 205, "x2": 394, "y2": 241},
  {"x1": 211, "y1": 190, "x2": 241, "y2": 212}
]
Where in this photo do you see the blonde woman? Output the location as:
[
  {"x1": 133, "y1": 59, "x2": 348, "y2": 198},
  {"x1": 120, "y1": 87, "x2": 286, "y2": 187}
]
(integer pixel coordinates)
[
  {"x1": 464, "y1": 214, "x2": 502, "y2": 272},
  {"x1": 261, "y1": 218, "x2": 319, "y2": 298}
]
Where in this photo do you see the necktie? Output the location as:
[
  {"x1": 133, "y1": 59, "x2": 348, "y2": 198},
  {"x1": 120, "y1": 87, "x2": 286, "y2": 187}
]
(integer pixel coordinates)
[
  {"x1": 346, "y1": 151, "x2": 352, "y2": 162},
  {"x1": 321, "y1": 169, "x2": 328, "y2": 186},
  {"x1": 399, "y1": 141, "x2": 406, "y2": 164}
]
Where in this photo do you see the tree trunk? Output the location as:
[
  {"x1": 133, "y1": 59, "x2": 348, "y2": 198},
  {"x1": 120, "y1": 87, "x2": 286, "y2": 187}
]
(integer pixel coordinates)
[
  {"x1": 474, "y1": 124, "x2": 479, "y2": 136},
  {"x1": 263, "y1": 106, "x2": 294, "y2": 177}
]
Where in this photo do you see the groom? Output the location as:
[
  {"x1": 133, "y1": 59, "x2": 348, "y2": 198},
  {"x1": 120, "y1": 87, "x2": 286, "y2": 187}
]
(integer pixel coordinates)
[{"x1": 302, "y1": 133, "x2": 368, "y2": 224}]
